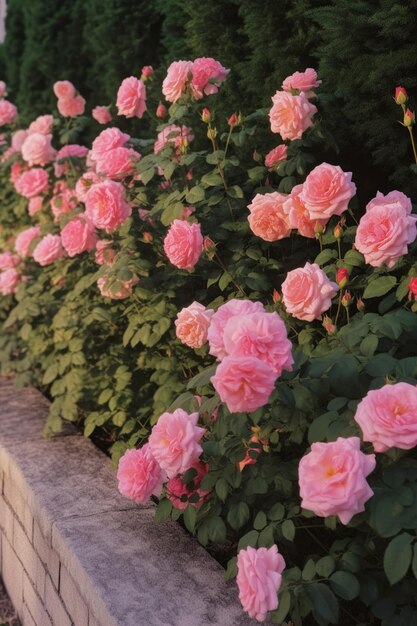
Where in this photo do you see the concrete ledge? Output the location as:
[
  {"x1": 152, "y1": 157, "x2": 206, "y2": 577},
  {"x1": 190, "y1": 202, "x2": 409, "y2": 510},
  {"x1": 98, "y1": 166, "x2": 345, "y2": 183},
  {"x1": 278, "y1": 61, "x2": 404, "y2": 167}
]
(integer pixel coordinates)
[{"x1": 0, "y1": 377, "x2": 254, "y2": 626}]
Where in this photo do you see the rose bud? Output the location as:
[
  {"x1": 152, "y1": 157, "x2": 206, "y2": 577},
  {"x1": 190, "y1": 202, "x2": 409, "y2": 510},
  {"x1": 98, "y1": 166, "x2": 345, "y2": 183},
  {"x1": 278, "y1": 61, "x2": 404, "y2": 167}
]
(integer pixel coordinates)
[
  {"x1": 403, "y1": 109, "x2": 415, "y2": 127},
  {"x1": 336, "y1": 267, "x2": 349, "y2": 289},
  {"x1": 141, "y1": 66, "x2": 153, "y2": 80},
  {"x1": 201, "y1": 108, "x2": 211, "y2": 123},
  {"x1": 156, "y1": 103, "x2": 167, "y2": 119},
  {"x1": 408, "y1": 277, "x2": 417, "y2": 301},
  {"x1": 341, "y1": 290, "x2": 352, "y2": 307},
  {"x1": 357, "y1": 298, "x2": 365, "y2": 312},
  {"x1": 333, "y1": 223, "x2": 343, "y2": 239},
  {"x1": 322, "y1": 315, "x2": 336, "y2": 335},
  {"x1": 272, "y1": 288, "x2": 281, "y2": 303},
  {"x1": 394, "y1": 86, "x2": 408, "y2": 106},
  {"x1": 228, "y1": 113, "x2": 241, "y2": 127}
]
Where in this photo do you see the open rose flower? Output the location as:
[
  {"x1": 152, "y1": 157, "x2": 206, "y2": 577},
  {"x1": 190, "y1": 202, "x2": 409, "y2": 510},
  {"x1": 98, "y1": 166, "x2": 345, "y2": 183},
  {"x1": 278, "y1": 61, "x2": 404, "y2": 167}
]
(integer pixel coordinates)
[
  {"x1": 300, "y1": 162, "x2": 356, "y2": 220},
  {"x1": 14, "y1": 226, "x2": 41, "y2": 258},
  {"x1": 95, "y1": 147, "x2": 140, "y2": 180},
  {"x1": 299, "y1": 436, "x2": 376, "y2": 524},
  {"x1": 14, "y1": 168, "x2": 49, "y2": 198},
  {"x1": 53, "y1": 80, "x2": 76, "y2": 100},
  {"x1": 162, "y1": 60, "x2": 193, "y2": 103},
  {"x1": 269, "y1": 90, "x2": 317, "y2": 140},
  {"x1": 117, "y1": 444, "x2": 164, "y2": 504},
  {"x1": 190, "y1": 57, "x2": 230, "y2": 99},
  {"x1": 28, "y1": 114, "x2": 54, "y2": 135},
  {"x1": 208, "y1": 299, "x2": 265, "y2": 361},
  {"x1": 32, "y1": 234, "x2": 64, "y2": 266},
  {"x1": 166, "y1": 461, "x2": 210, "y2": 510},
  {"x1": 282, "y1": 68, "x2": 321, "y2": 98},
  {"x1": 175, "y1": 302, "x2": 214, "y2": 349},
  {"x1": 0, "y1": 100, "x2": 18, "y2": 126},
  {"x1": 61, "y1": 215, "x2": 97, "y2": 257},
  {"x1": 163, "y1": 219, "x2": 203, "y2": 270},
  {"x1": 154, "y1": 124, "x2": 194, "y2": 155},
  {"x1": 50, "y1": 181, "x2": 77, "y2": 221},
  {"x1": 85, "y1": 180, "x2": 132, "y2": 233},
  {"x1": 264, "y1": 145, "x2": 287, "y2": 168},
  {"x1": 282, "y1": 262, "x2": 338, "y2": 321},
  {"x1": 97, "y1": 273, "x2": 138, "y2": 300},
  {"x1": 0, "y1": 268, "x2": 21, "y2": 295},
  {"x1": 57, "y1": 95, "x2": 86, "y2": 118},
  {"x1": 92, "y1": 106, "x2": 112, "y2": 124},
  {"x1": 12, "y1": 130, "x2": 29, "y2": 152},
  {"x1": 0, "y1": 252, "x2": 20, "y2": 270},
  {"x1": 247, "y1": 192, "x2": 291, "y2": 242},
  {"x1": 21, "y1": 133, "x2": 56, "y2": 166},
  {"x1": 94, "y1": 240, "x2": 117, "y2": 266},
  {"x1": 28, "y1": 196, "x2": 43, "y2": 217},
  {"x1": 116, "y1": 76, "x2": 147, "y2": 119},
  {"x1": 283, "y1": 183, "x2": 327, "y2": 238},
  {"x1": 90, "y1": 127, "x2": 130, "y2": 162}
]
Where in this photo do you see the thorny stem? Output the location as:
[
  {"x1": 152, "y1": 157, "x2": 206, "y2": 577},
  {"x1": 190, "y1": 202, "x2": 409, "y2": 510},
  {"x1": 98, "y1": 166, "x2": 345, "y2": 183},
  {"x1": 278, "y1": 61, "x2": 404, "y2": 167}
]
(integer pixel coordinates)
[
  {"x1": 209, "y1": 133, "x2": 234, "y2": 217},
  {"x1": 408, "y1": 126, "x2": 417, "y2": 165},
  {"x1": 337, "y1": 238, "x2": 342, "y2": 262},
  {"x1": 335, "y1": 292, "x2": 342, "y2": 326},
  {"x1": 213, "y1": 253, "x2": 246, "y2": 296},
  {"x1": 222, "y1": 125, "x2": 234, "y2": 163}
]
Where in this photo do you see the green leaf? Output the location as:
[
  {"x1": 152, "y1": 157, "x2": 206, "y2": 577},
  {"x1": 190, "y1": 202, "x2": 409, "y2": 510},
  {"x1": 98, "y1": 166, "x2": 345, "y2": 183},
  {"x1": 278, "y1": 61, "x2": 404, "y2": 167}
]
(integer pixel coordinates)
[
  {"x1": 227, "y1": 501, "x2": 250, "y2": 530},
  {"x1": 98, "y1": 388, "x2": 112, "y2": 404},
  {"x1": 315, "y1": 249, "x2": 337, "y2": 266},
  {"x1": 185, "y1": 186, "x2": 205, "y2": 203},
  {"x1": 225, "y1": 557, "x2": 237, "y2": 581},
  {"x1": 306, "y1": 583, "x2": 339, "y2": 624},
  {"x1": 282, "y1": 519, "x2": 295, "y2": 541},
  {"x1": 302, "y1": 559, "x2": 316, "y2": 581},
  {"x1": 316, "y1": 556, "x2": 336, "y2": 578},
  {"x1": 238, "y1": 530, "x2": 259, "y2": 550},
  {"x1": 363, "y1": 276, "x2": 397, "y2": 299},
  {"x1": 253, "y1": 511, "x2": 268, "y2": 530},
  {"x1": 330, "y1": 571, "x2": 359, "y2": 600},
  {"x1": 359, "y1": 334, "x2": 378, "y2": 358},
  {"x1": 227, "y1": 185, "x2": 244, "y2": 199},
  {"x1": 43, "y1": 363, "x2": 59, "y2": 385},
  {"x1": 271, "y1": 590, "x2": 291, "y2": 624},
  {"x1": 186, "y1": 364, "x2": 217, "y2": 390},
  {"x1": 343, "y1": 249, "x2": 365, "y2": 267},
  {"x1": 268, "y1": 503, "x2": 285, "y2": 521},
  {"x1": 218, "y1": 272, "x2": 232, "y2": 291},
  {"x1": 412, "y1": 543, "x2": 417, "y2": 578},
  {"x1": 154, "y1": 498, "x2": 173, "y2": 523},
  {"x1": 383, "y1": 532, "x2": 413, "y2": 585},
  {"x1": 183, "y1": 505, "x2": 197, "y2": 533},
  {"x1": 215, "y1": 477, "x2": 229, "y2": 502}
]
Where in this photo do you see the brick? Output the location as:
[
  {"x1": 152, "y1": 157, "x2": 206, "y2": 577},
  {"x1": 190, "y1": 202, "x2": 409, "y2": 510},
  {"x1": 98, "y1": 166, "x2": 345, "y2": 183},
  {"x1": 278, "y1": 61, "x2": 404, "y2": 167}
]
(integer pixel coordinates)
[
  {"x1": 3, "y1": 477, "x2": 32, "y2": 535},
  {"x1": 0, "y1": 492, "x2": 14, "y2": 541},
  {"x1": 2, "y1": 535, "x2": 23, "y2": 614},
  {"x1": 13, "y1": 516, "x2": 46, "y2": 599},
  {"x1": 33, "y1": 520, "x2": 60, "y2": 589},
  {"x1": 60, "y1": 564, "x2": 88, "y2": 626},
  {"x1": 45, "y1": 575, "x2": 72, "y2": 626},
  {"x1": 22, "y1": 572, "x2": 52, "y2": 626}
]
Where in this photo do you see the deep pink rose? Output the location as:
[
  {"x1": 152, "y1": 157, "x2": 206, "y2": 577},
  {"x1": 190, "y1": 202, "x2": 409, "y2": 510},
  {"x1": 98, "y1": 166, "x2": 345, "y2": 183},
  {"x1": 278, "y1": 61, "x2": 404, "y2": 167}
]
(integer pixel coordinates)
[
  {"x1": 97, "y1": 273, "x2": 138, "y2": 299},
  {"x1": 166, "y1": 461, "x2": 210, "y2": 510},
  {"x1": 0, "y1": 252, "x2": 20, "y2": 270},
  {"x1": 247, "y1": 192, "x2": 291, "y2": 242},
  {"x1": 282, "y1": 262, "x2": 338, "y2": 321},
  {"x1": 28, "y1": 114, "x2": 54, "y2": 135},
  {"x1": 92, "y1": 106, "x2": 113, "y2": 125},
  {"x1": 116, "y1": 76, "x2": 147, "y2": 119},
  {"x1": 94, "y1": 240, "x2": 117, "y2": 266},
  {"x1": 162, "y1": 60, "x2": 193, "y2": 103},
  {"x1": 0, "y1": 100, "x2": 18, "y2": 126},
  {"x1": 61, "y1": 216, "x2": 97, "y2": 257},
  {"x1": 21, "y1": 133, "x2": 56, "y2": 166},
  {"x1": 299, "y1": 163, "x2": 356, "y2": 220},
  {"x1": 163, "y1": 219, "x2": 203, "y2": 270},
  {"x1": 11, "y1": 130, "x2": 29, "y2": 152},
  {"x1": 281, "y1": 68, "x2": 321, "y2": 98},
  {"x1": 117, "y1": 445, "x2": 164, "y2": 504},
  {"x1": 190, "y1": 57, "x2": 230, "y2": 99},
  {"x1": 211, "y1": 355, "x2": 277, "y2": 413},
  {"x1": 90, "y1": 127, "x2": 130, "y2": 162},
  {"x1": 208, "y1": 299, "x2": 264, "y2": 361},
  {"x1": 57, "y1": 95, "x2": 86, "y2": 118},
  {"x1": 14, "y1": 168, "x2": 49, "y2": 198},
  {"x1": 237, "y1": 545, "x2": 285, "y2": 622},
  {"x1": 75, "y1": 171, "x2": 102, "y2": 202},
  {"x1": 14, "y1": 226, "x2": 41, "y2": 258},
  {"x1": 354, "y1": 382, "x2": 417, "y2": 452},
  {"x1": 85, "y1": 180, "x2": 132, "y2": 233},
  {"x1": 33, "y1": 234, "x2": 64, "y2": 266},
  {"x1": 53, "y1": 80, "x2": 76, "y2": 100},
  {"x1": 154, "y1": 124, "x2": 194, "y2": 155},
  {"x1": 283, "y1": 183, "x2": 327, "y2": 238},
  {"x1": 264, "y1": 145, "x2": 288, "y2": 168},
  {"x1": 175, "y1": 302, "x2": 214, "y2": 349},
  {"x1": 28, "y1": 196, "x2": 43, "y2": 217},
  {"x1": 269, "y1": 91, "x2": 317, "y2": 140},
  {"x1": 298, "y1": 436, "x2": 376, "y2": 524},
  {"x1": 149, "y1": 409, "x2": 205, "y2": 478},
  {"x1": 95, "y1": 147, "x2": 140, "y2": 180},
  {"x1": 0, "y1": 268, "x2": 21, "y2": 295}
]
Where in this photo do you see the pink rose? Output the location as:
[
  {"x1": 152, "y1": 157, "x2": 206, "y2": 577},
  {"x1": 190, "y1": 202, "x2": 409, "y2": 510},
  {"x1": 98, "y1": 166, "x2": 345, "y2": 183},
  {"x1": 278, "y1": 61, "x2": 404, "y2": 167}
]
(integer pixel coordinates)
[
  {"x1": 21, "y1": 133, "x2": 56, "y2": 166},
  {"x1": 281, "y1": 68, "x2": 321, "y2": 98},
  {"x1": 269, "y1": 91, "x2": 317, "y2": 140},
  {"x1": 247, "y1": 192, "x2": 291, "y2": 242},
  {"x1": 28, "y1": 114, "x2": 54, "y2": 135},
  {"x1": 95, "y1": 147, "x2": 141, "y2": 180},
  {"x1": 85, "y1": 180, "x2": 132, "y2": 233},
  {"x1": 92, "y1": 106, "x2": 112, "y2": 125},
  {"x1": 264, "y1": 145, "x2": 288, "y2": 168},
  {"x1": 299, "y1": 163, "x2": 356, "y2": 220},
  {"x1": 283, "y1": 183, "x2": 327, "y2": 238},
  {"x1": 116, "y1": 76, "x2": 147, "y2": 119},
  {"x1": 33, "y1": 234, "x2": 64, "y2": 266},
  {"x1": 162, "y1": 60, "x2": 193, "y2": 103},
  {"x1": 53, "y1": 80, "x2": 76, "y2": 100},
  {"x1": 61, "y1": 215, "x2": 97, "y2": 257},
  {"x1": 117, "y1": 444, "x2": 164, "y2": 504},
  {"x1": 28, "y1": 196, "x2": 43, "y2": 217},
  {"x1": 0, "y1": 268, "x2": 21, "y2": 295},
  {"x1": 175, "y1": 302, "x2": 214, "y2": 349},
  {"x1": 163, "y1": 219, "x2": 203, "y2": 270},
  {"x1": 190, "y1": 57, "x2": 230, "y2": 99},
  {"x1": 11, "y1": 129, "x2": 29, "y2": 152},
  {"x1": 0, "y1": 81, "x2": 7, "y2": 98},
  {"x1": 14, "y1": 168, "x2": 49, "y2": 198},
  {"x1": 97, "y1": 273, "x2": 138, "y2": 299},
  {"x1": 166, "y1": 461, "x2": 210, "y2": 510},
  {"x1": 354, "y1": 382, "x2": 417, "y2": 452},
  {"x1": 282, "y1": 262, "x2": 338, "y2": 322},
  {"x1": 208, "y1": 299, "x2": 265, "y2": 361},
  {"x1": 94, "y1": 240, "x2": 117, "y2": 266},
  {"x1": 14, "y1": 226, "x2": 41, "y2": 258},
  {"x1": 366, "y1": 190, "x2": 412, "y2": 214},
  {"x1": 211, "y1": 355, "x2": 277, "y2": 413},
  {"x1": 10, "y1": 162, "x2": 28, "y2": 183},
  {"x1": 0, "y1": 252, "x2": 20, "y2": 270},
  {"x1": 0, "y1": 100, "x2": 18, "y2": 126},
  {"x1": 154, "y1": 124, "x2": 194, "y2": 155},
  {"x1": 149, "y1": 409, "x2": 205, "y2": 478},
  {"x1": 222, "y1": 311, "x2": 293, "y2": 376},
  {"x1": 237, "y1": 545, "x2": 285, "y2": 622},
  {"x1": 50, "y1": 181, "x2": 78, "y2": 221},
  {"x1": 298, "y1": 436, "x2": 376, "y2": 524},
  {"x1": 57, "y1": 95, "x2": 86, "y2": 118},
  {"x1": 54, "y1": 144, "x2": 88, "y2": 177},
  {"x1": 75, "y1": 171, "x2": 102, "y2": 202},
  {"x1": 90, "y1": 127, "x2": 130, "y2": 162}
]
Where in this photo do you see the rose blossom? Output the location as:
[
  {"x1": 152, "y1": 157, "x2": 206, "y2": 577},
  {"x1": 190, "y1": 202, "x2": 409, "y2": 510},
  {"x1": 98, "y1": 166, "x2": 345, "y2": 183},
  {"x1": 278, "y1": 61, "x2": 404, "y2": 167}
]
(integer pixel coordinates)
[
  {"x1": 21, "y1": 133, "x2": 56, "y2": 166},
  {"x1": 283, "y1": 184, "x2": 327, "y2": 238},
  {"x1": 354, "y1": 382, "x2": 417, "y2": 452},
  {"x1": 0, "y1": 252, "x2": 20, "y2": 270},
  {"x1": 149, "y1": 409, "x2": 205, "y2": 478},
  {"x1": 50, "y1": 181, "x2": 77, "y2": 221},
  {"x1": 163, "y1": 219, "x2": 203, "y2": 270},
  {"x1": 10, "y1": 162, "x2": 27, "y2": 184},
  {"x1": 14, "y1": 226, "x2": 41, "y2": 258},
  {"x1": 94, "y1": 240, "x2": 117, "y2": 266},
  {"x1": 90, "y1": 127, "x2": 130, "y2": 162},
  {"x1": 11, "y1": 129, "x2": 29, "y2": 152},
  {"x1": 298, "y1": 436, "x2": 376, "y2": 524},
  {"x1": 299, "y1": 163, "x2": 356, "y2": 220},
  {"x1": 282, "y1": 262, "x2": 338, "y2": 322},
  {"x1": 32, "y1": 234, "x2": 64, "y2": 266},
  {"x1": 166, "y1": 461, "x2": 210, "y2": 510},
  {"x1": 162, "y1": 60, "x2": 193, "y2": 103},
  {"x1": 75, "y1": 171, "x2": 102, "y2": 202},
  {"x1": 237, "y1": 545, "x2": 285, "y2": 622},
  {"x1": 154, "y1": 124, "x2": 194, "y2": 155},
  {"x1": 282, "y1": 68, "x2": 321, "y2": 98},
  {"x1": 208, "y1": 299, "x2": 265, "y2": 361},
  {"x1": 85, "y1": 180, "x2": 132, "y2": 233},
  {"x1": 97, "y1": 273, "x2": 138, "y2": 299},
  {"x1": 211, "y1": 355, "x2": 277, "y2": 413},
  {"x1": 92, "y1": 106, "x2": 112, "y2": 124},
  {"x1": 190, "y1": 57, "x2": 230, "y2": 99},
  {"x1": 14, "y1": 168, "x2": 49, "y2": 198},
  {"x1": 264, "y1": 145, "x2": 288, "y2": 168},
  {"x1": 54, "y1": 144, "x2": 89, "y2": 177},
  {"x1": 0, "y1": 100, "x2": 18, "y2": 126},
  {"x1": 61, "y1": 215, "x2": 97, "y2": 257},
  {"x1": 366, "y1": 190, "x2": 412, "y2": 214},
  {"x1": 269, "y1": 91, "x2": 317, "y2": 140},
  {"x1": 117, "y1": 444, "x2": 164, "y2": 504},
  {"x1": 53, "y1": 80, "x2": 76, "y2": 99},
  {"x1": 57, "y1": 95, "x2": 86, "y2": 118},
  {"x1": 28, "y1": 196, "x2": 43, "y2": 217},
  {"x1": 95, "y1": 147, "x2": 141, "y2": 180},
  {"x1": 28, "y1": 114, "x2": 54, "y2": 135},
  {"x1": 175, "y1": 302, "x2": 214, "y2": 349},
  {"x1": 116, "y1": 76, "x2": 147, "y2": 119},
  {"x1": 247, "y1": 192, "x2": 291, "y2": 242},
  {"x1": 0, "y1": 268, "x2": 21, "y2": 295}
]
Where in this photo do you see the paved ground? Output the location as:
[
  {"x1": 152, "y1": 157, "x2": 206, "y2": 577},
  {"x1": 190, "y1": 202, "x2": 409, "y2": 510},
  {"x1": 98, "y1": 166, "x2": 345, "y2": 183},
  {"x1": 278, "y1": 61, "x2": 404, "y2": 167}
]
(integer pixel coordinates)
[{"x1": 0, "y1": 579, "x2": 20, "y2": 626}]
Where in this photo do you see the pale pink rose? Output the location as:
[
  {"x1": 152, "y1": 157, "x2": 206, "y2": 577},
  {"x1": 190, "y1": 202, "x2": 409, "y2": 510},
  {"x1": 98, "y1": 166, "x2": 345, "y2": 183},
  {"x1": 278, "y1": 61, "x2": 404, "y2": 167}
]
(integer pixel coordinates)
[
  {"x1": 0, "y1": 252, "x2": 20, "y2": 270},
  {"x1": 0, "y1": 100, "x2": 18, "y2": 126},
  {"x1": 14, "y1": 168, "x2": 49, "y2": 198},
  {"x1": 97, "y1": 273, "x2": 138, "y2": 299},
  {"x1": 53, "y1": 80, "x2": 76, "y2": 100},
  {"x1": 61, "y1": 215, "x2": 97, "y2": 257},
  {"x1": 264, "y1": 145, "x2": 288, "y2": 168},
  {"x1": 247, "y1": 192, "x2": 291, "y2": 242},
  {"x1": 211, "y1": 355, "x2": 277, "y2": 413},
  {"x1": 366, "y1": 190, "x2": 412, "y2": 214},
  {"x1": 28, "y1": 114, "x2": 54, "y2": 135},
  {"x1": 14, "y1": 226, "x2": 41, "y2": 258},
  {"x1": 116, "y1": 76, "x2": 147, "y2": 119},
  {"x1": 95, "y1": 147, "x2": 141, "y2": 180},
  {"x1": 269, "y1": 91, "x2": 317, "y2": 140},
  {"x1": 0, "y1": 81, "x2": 7, "y2": 98},
  {"x1": 92, "y1": 106, "x2": 112, "y2": 124},
  {"x1": 10, "y1": 161, "x2": 27, "y2": 183},
  {"x1": 57, "y1": 95, "x2": 86, "y2": 118},
  {"x1": 50, "y1": 181, "x2": 78, "y2": 221},
  {"x1": 32, "y1": 234, "x2": 64, "y2": 266},
  {"x1": 283, "y1": 183, "x2": 327, "y2": 238},
  {"x1": 281, "y1": 68, "x2": 321, "y2": 98},
  {"x1": 355, "y1": 203, "x2": 417, "y2": 268},
  {"x1": 166, "y1": 461, "x2": 210, "y2": 510},
  {"x1": 208, "y1": 299, "x2": 265, "y2": 361},
  {"x1": 162, "y1": 60, "x2": 193, "y2": 103},
  {"x1": 11, "y1": 130, "x2": 29, "y2": 152},
  {"x1": 85, "y1": 180, "x2": 132, "y2": 233},
  {"x1": 164, "y1": 219, "x2": 203, "y2": 270},
  {"x1": 282, "y1": 262, "x2": 338, "y2": 322},
  {"x1": 298, "y1": 436, "x2": 376, "y2": 524},
  {"x1": 90, "y1": 127, "x2": 130, "y2": 162},
  {"x1": 0, "y1": 268, "x2": 21, "y2": 295},
  {"x1": 354, "y1": 382, "x2": 417, "y2": 452},
  {"x1": 299, "y1": 163, "x2": 356, "y2": 220},
  {"x1": 237, "y1": 545, "x2": 285, "y2": 622},
  {"x1": 94, "y1": 240, "x2": 117, "y2": 266},
  {"x1": 190, "y1": 57, "x2": 230, "y2": 99},
  {"x1": 175, "y1": 302, "x2": 214, "y2": 349},
  {"x1": 222, "y1": 311, "x2": 293, "y2": 376},
  {"x1": 28, "y1": 196, "x2": 43, "y2": 217},
  {"x1": 154, "y1": 124, "x2": 194, "y2": 155},
  {"x1": 117, "y1": 444, "x2": 164, "y2": 504},
  {"x1": 21, "y1": 133, "x2": 56, "y2": 166},
  {"x1": 149, "y1": 409, "x2": 205, "y2": 478},
  {"x1": 75, "y1": 171, "x2": 102, "y2": 202}
]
